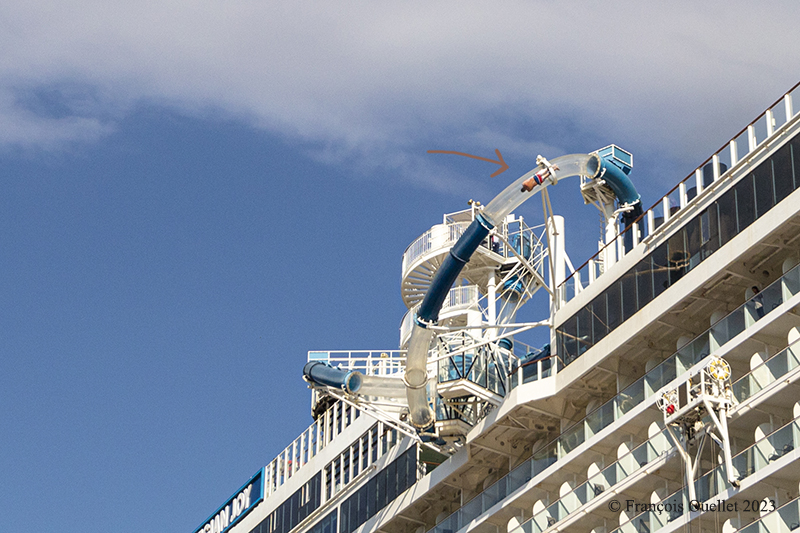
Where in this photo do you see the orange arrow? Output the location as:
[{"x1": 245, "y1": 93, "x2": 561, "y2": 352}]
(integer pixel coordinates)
[{"x1": 427, "y1": 149, "x2": 509, "y2": 177}]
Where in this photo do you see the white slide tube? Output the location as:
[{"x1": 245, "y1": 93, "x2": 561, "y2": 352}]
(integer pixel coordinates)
[
  {"x1": 483, "y1": 154, "x2": 600, "y2": 225},
  {"x1": 350, "y1": 374, "x2": 409, "y2": 399},
  {"x1": 403, "y1": 153, "x2": 601, "y2": 429}
]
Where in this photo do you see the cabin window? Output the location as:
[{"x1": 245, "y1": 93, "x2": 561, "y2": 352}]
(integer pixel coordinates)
[
  {"x1": 591, "y1": 293, "x2": 608, "y2": 344},
  {"x1": 773, "y1": 142, "x2": 795, "y2": 203},
  {"x1": 716, "y1": 188, "x2": 737, "y2": 244},
  {"x1": 753, "y1": 163, "x2": 774, "y2": 218},
  {"x1": 651, "y1": 242, "x2": 670, "y2": 298},
  {"x1": 620, "y1": 269, "x2": 638, "y2": 322},
  {"x1": 556, "y1": 130, "x2": 800, "y2": 367},
  {"x1": 735, "y1": 175, "x2": 756, "y2": 231},
  {"x1": 635, "y1": 257, "x2": 653, "y2": 310},
  {"x1": 667, "y1": 229, "x2": 687, "y2": 286},
  {"x1": 560, "y1": 315, "x2": 578, "y2": 364},
  {"x1": 576, "y1": 306, "x2": 593, "y2": 355},
  {"x1": 605, "y1": 282, "x2": 622, "y2": 332},
  {"x1": 700, "y1": 204, "x2": 720, "y2": 259}
]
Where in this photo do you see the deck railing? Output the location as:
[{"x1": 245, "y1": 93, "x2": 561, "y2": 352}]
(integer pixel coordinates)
[
  {"x1": 427, "y1": 260, "x2": 800, "y2": 533},
  {"x1": 559, "y1": 80, "x2": 800, "y2": 305}
]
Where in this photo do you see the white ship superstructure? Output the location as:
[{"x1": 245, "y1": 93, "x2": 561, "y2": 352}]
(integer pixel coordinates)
[{"x1": 193, "y1": 82, "x2": 800, "y2": 533}]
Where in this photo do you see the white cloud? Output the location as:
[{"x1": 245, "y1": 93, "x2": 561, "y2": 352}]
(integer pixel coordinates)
[{"x1": 1, "y1": 1, "x2": 798, "y2": 184}]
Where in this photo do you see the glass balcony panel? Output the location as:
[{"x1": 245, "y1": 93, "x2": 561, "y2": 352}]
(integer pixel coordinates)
[
  {"x1": 750, "y1": 362, "x2": 774, "y2": 390},
  {"x1": 760, "y1": 280, "x2": 784, "y2": 315},
  {"x1": 791, "y1": 85, "x2": 800, "y2": 119},
  {"x1": 632, "y1": 442, "x2": 649, "y2": 468},
  {"x1": 507, "y1": 461, "x2": 532, "y2": 493},
  {"x1": 586, "y1": 399, "x2": 615, "y2": 437},
  {"x1": 540, "y1": 357, "x2": 553, "y2": 379},
  {"x1": 753, "y1": 441, "x2": 771, "y2": 472},
  {"x1": 732, "y1": 448, "x2": 756, "y2": 482},
  {"x1": 487, "y1": 359, "x2": 499, "y2": 394},
  {"x1": 532, "y1": 512, "x2": 552, "y2": 533},
  {"x1": 766, "y1": 424, "x2": 795, "y2": 463},
  {"x1": 544, "y1": 501, "x2": 560, "y2": 523},
  {"x1": 561, "y1": 490, "x2": 581, "y2": 514},
  {"x1": 461, "y1": 496, "x2": 482, "y2": 525},
  {"x1": 783, "y1": 261, "x2": 800, "y2": 299},
  {"x1": 717, "y1": 145, "x2": 732, "y2": 178},
  {"x1": 616, "y1": 451, "x2": 637, "y2": 478},
  {"x1": 573, "y1": 482, "x2": 589, "y2": 506},
  {"x1": 532, "y1": 445, "x2": 557, "y2": 475},
  {"x1": 439, "y1": 358, "x2": 458, "y2": 382},
  {"x1": 617, "y1": 378, "x2": 644, "y2": 416},
  {"x1": 734, "y1": 129, "x2": 750, "y2": 160},
  {"x1": 766, "y1": 351, "x2": 790, "y2": 382},
  {"x1": 778, "y1": 500, "x2": 800, "y2": 532},
  {"x1": 754, "y1": 114, "x2": 769, "y2": 145},
  {"x1": 677, "y1": 334, "x2": 709, "y2": 371},
  {"x1": 467, "y1": 354, "x2": 486, "y2": 388},
  {"x1": 559, "y1": 422, "x2": 586, "y2": 456},
  {"x1": 732, "y1": 374, "x2": 756, "y2": 403},
  {"x1": 788, "y1": 344, "x2": 800, "y2": 371},
  {"x1": 644, "y1": 363, "x2": 662, "y2": 396},
  {"x1": 772, "y1": 100, "x2": 789, "y2": 131},
  {"x1": 617, "y1": 519, "x2": 639, "y2": 533},
  {"x1": 711, "y1": 307, "x2": 745, "y2": 347},
  {"x1": 587, "y1": 471, "x2": 609, "y2": 499}
]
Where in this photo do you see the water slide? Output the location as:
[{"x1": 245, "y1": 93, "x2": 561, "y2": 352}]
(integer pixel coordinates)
[{"x1": 304, "y1": 151, "x2": 641, "y2": 430}]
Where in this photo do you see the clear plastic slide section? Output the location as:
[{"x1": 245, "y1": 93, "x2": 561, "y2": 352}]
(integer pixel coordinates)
[{"x1": 404, "y1": 153, "x2": 602, "y2": 428}]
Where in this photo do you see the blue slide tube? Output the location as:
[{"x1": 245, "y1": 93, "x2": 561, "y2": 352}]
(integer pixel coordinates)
[
  {"x1": 405, "y1": 153, "x2": 603, "y2": 428},
  {"x1": 305, "y1": 151, "x2": 642, "y2": 431},
  {"x1": 597, "y1": 157, "x2": 640, "y2": 207},
  {"x1": 417, "y1": 213, "x2": 494, "y2": 323},
  {"x1": 303, "y1": 361, "x2": 409, "y2": 398},
  {"x1": 303, "y1": 361, "x2": 361, "y2": 393}
]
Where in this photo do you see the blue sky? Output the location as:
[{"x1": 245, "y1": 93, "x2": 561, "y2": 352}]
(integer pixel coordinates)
[{"x1": 1, "y1": 2, "x2": 799, "y2": 532}]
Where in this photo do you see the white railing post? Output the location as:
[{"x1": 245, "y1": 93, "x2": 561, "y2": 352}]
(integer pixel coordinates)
[
  {"x1": 712, "y1": 154, "x2": 721, "y2": 181},
  {"x1": 647, "y1": 210, "x2": 655, "y2": 237},
  {"x1": 729, "y1": 140, "x2": 738, "y2": 167},
  {"x1": 766, "y1": 108, "x2": 775, "y2": 137},
  {"x1": 748, "y1": 124, "x2": 757, "y2": 152},
  {"x1": 632, "y1": 221, "x2": 640, "y2": 248},
  {"x1": 695, "y1": 168, "x2": 704, "y2": 196},
  {"x1": 786, "y1": 93, "x2": 794, "y2": 120},
  {"x1": 588, "y1": 259, "x2": 596, "y2": 283},
  {"x1": 679, "y1": 182, "x2": 687, "y2": 208},
  {"x1": 662, "y1": 197, "x2": 671, "y2": 222}
]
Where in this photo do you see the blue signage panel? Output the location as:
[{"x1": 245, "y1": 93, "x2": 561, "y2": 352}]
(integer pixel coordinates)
[{"x1": 194, "y1": 469, "x2": 264, "y2": 533}]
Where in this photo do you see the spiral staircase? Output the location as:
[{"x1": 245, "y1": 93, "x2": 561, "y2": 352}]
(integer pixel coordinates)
[{"x1": 399, "y1": 206, "x2": 550, "y2": 437}]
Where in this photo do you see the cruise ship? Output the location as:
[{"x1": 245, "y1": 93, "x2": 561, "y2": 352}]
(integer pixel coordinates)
[{"x1": 192, "y1": 81, "x2": 800, "y2": 533}]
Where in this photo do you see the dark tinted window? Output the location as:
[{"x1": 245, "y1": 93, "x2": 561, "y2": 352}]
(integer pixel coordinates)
[
  {"x1": 576, "y1": 306, "x2": 592, "y2": 355},
  {"x1": 667, "y1": 229, "x2": 687, "y2": 285},
  {"x1": 635, "y1": 257, "x2": 653, "y2": 310},
  {"x1": 555, "y1": 130, "x2": 798, "y2": 366},
  {"x1": 700, "y1": 204, "x2": 719, "y2": 259},
  {"x1": 620, "y1": 270, "x2": 637, "y2": 322},
  {"x1": 773, "y1": 142, "x2": 795, "y2": 203},
  {"x1": 606, "y1": 283, "x2": 622, "y2": 331},
  {"x1": 651, "y1": 242, "x2": 670, "y2": 298},
  {"x1": 684, "y1": 216, "x2": 702, "y2": 270},
  {"x1": 339, "y1": 447, "x2": 417, "y2": 533},
  {"x1": 753, "y1": 163, "x2": 774, "y2": 218},
  {"x1": 591, "y1": 293, "x2": 608, "y2": 344},
  {"x1": 717, "y1": 188, "x2": 737, "y2": 244},
  {"x1": 735, "y1": 175, "x2": 756, "y2": 230},
  {"x1": 560, "y1": 315, "x2": 578, "y2": 364}
]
